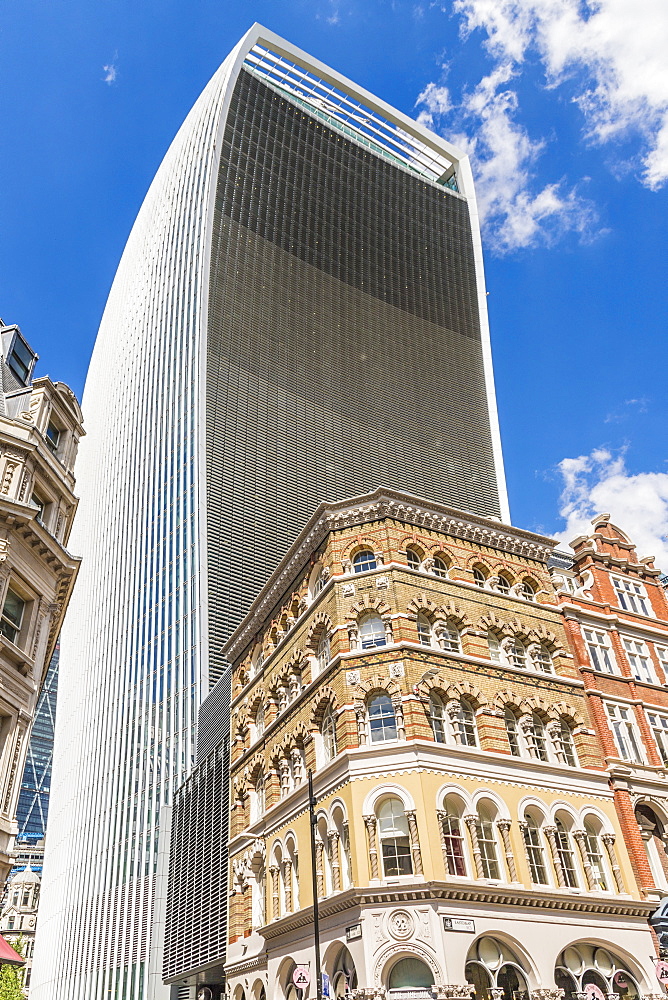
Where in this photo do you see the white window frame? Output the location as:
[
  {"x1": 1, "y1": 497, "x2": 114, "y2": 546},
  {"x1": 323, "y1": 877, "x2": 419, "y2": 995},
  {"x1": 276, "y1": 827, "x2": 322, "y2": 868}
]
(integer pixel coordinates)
[
  {"x1": 583, "y1": 627, "x2": 618, "y2": 674},
  {"x1": 605, "y1": 702, "x2": 645, "y2": 763},
  {"x1": 622, "y1": 636, "x2": 655, "y2": 684},
  {"x1": 654, "y1": 644, "x2": 668, "y2": 679},
  {"x1": 612, "y1": 576, "x2": 651, "y2": 616},
  {"x1": 647, "y1": 711, "x2": 668, "y2": 767}
]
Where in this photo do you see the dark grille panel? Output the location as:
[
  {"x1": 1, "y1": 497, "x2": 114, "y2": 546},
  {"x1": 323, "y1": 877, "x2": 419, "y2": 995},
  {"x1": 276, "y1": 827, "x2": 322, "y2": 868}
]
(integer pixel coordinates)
[
  {"x1": 205, "y1": 69, "x2": 501, "y2": 685},
  {"x1": 196, "y1": 670, "x2": 231, "y2": 761},
  {"x1": 163, "y1": 738, "x2": 229, "y2": 981}
]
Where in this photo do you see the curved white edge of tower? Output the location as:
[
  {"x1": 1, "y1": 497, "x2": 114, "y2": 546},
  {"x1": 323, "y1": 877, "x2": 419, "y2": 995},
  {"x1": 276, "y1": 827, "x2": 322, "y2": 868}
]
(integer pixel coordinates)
[{"x1": 31, "y1": 23, "x2": 508, "y2": 1000}]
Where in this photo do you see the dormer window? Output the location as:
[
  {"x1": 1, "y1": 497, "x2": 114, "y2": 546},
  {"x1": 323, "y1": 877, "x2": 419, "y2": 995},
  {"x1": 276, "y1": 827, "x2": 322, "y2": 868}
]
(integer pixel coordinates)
[
  {"x1": 7, "y1": 334, "x2": 35, "y2": 385},
  {"x1": 46, "y1": 422, "x2": 61, "y2": 452},
  {"x1": 0, "y1": 589, "x2": 25, "y2": 644}
]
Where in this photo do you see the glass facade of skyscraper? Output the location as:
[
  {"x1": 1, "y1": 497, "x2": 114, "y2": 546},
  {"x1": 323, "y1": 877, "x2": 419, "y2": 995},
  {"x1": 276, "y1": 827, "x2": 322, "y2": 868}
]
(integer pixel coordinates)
[
  {"x1": 15, "y1": 645, "x2": 59, "y2": 843},
  {"x1": 32, "y1": 26, "x2": 508, "y2": 1000}
]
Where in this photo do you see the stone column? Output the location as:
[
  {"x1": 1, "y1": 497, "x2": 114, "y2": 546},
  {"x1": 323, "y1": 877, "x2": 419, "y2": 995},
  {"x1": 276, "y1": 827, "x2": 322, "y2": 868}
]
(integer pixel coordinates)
[
  {"x1": 547, "y1": 720, "x2": 564, "y2": 762},
  {"x1": 279, "y1": 758, "x2": 291, "y2": 797},
  {"x1": 497, "y1": 818, "x2": 517, "y2": 881},
  {"x1": 342, "y1": 819, "x2": 351, "y2": 886},
  {"x1": 464, "y1": 814, "x2": 484, "y2": 878},
  {"x1": 355, "y1": 701, "x2": 367, "y2": 746},
  {"x1": 602, "y1": 833, "x2": 625, "y2": 892},
  {"x1": 544, "y1": 825, "x2": 567, "y2": 888},
  {"x1": 489, "y1": 990, "x2": 505, "y2": 1000},
  {"x1": 405, "y1": 810, "x2": 423, "y2": 875},
  {"x1": 269, "y1": 865, "x2": 280, "y2": 920},
  {"x1": 282, "y1": 859, "x2": 293, "y2": 913},
  {"x1": 329, "y1": 830, "x2": 342, "y2": 891},
  {"x1": 315, "y1": 839, "x2": 325, "y2": 898},
  {"x1": 392, "y1": 694, "x2": 405, "y2": 740},
  {"x1": 573, "y1": 829, "x2": 596, "y2": 890},
  {"x1": 383, "y1": 616, "x2": 393, "y2": 644},
  {"x1": 364, "y1": 814, "x2": 379, "y2": 879},
  {"x1": 291, "y1": 747, "x2": 303, "y2": 785}
]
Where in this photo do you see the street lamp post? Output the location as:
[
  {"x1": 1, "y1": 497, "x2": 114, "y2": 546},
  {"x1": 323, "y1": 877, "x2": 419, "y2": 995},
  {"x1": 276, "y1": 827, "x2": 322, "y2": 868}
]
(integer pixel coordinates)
[{"x1": 308, "y1": 770, "x2": 323, "y2": 1000}]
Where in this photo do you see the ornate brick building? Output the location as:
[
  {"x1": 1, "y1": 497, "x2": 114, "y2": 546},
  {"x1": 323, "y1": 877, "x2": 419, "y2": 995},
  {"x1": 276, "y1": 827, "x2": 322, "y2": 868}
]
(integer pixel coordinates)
[
  {"x1": 552, "y1": 515, "x2": 668, "y2": 954},
  {"x1": 219, "y1": 490, "x2": 657, "y2": 1000},
  {"x1": 0, "y1": 320, "x2": 83, "y2": 887}
]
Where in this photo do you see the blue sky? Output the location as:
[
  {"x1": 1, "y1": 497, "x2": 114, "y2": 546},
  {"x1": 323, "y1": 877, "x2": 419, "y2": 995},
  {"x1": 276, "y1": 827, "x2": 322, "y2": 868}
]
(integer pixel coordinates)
[{"x1": 2, "y1": 0, "x2": 667, "y2": 561}]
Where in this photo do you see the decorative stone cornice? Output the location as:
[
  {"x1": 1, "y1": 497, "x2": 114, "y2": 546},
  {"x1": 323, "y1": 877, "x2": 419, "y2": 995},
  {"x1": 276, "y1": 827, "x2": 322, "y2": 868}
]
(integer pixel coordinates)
[
  {"x1": 259, "y1": 880, "x2": 654, "y2": 939},
  {"x1": 223, "y1": 488, "x2": 557, "y2": 661}
]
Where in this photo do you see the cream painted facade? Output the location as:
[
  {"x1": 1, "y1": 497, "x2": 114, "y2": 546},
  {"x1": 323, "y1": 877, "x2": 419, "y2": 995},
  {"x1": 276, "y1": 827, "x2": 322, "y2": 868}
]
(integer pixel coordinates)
[
  {"x1": 0, "y1": 322, "x2": 83, "y2": 888},
  {"x1": 224, "y1": 490, "x2": 660, "y2": 1000}
]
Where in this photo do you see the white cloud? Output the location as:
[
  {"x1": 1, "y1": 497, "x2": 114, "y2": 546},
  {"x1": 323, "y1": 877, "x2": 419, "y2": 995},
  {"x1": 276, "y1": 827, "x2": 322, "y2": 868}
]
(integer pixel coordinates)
[
  {"x1": 417, "y1": 62, "x2": 597, "y2": 250},
  {"x1": 554, "y1": 446, "x2": 668, "y2": 570},
  {"x1": 453, "y1": 0, "x2": 668, "y2": 189},
  {"x1": 416, "y1": 82, "x2": 452, "y2": 121},
  {"x1": 103, "y1": 61, "x2": 117, "y2": 85}
]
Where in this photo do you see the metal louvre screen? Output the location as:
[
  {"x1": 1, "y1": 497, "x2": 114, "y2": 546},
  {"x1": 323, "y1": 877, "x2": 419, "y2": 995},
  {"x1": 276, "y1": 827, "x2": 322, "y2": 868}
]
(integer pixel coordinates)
[
  {"x1": 163, "y1": 737, "x2": 229, "y2": 981},
  {"x1": 206, "y1": 68, "x2": 501, "y2": 681}
]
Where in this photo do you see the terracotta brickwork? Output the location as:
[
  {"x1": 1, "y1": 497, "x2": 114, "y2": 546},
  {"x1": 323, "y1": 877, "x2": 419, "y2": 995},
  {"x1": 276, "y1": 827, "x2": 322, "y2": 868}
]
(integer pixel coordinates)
[{"x1": 553, "y1": 513, "x2": 668, "y2": 944}]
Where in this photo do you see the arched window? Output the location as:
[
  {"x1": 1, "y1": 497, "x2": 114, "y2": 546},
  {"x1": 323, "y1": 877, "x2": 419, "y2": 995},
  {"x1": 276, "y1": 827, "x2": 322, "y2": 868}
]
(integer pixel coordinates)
[
  {"x1": 251, "y1": 771, "x2": 265, "y2": 822},
  {"x1": 433, "y1": 556, "x2": 449, "y2": 579},
  {"x1": 473, "y1": 566, "x2": 487, "y2": 587},
  {"x1": 636, "y1": 804, "x2": 668, "y2": 890},
  {"x1": 388, "y1": 957, "x2": 434, "y2": 991},
  {"x1": 529, "y1": 713, "x2": 548, "y2": 761},
  {"x1": 313, "y1": 566, "x2": 328, "y2": 596},
  {"x1": 522, "y1": 813, "x2": 548, "y2": 884},
  {"x1": 475, "y1": 805, "x2": 500, "y2": 879},
  {"x1": 533, "y1": 644, "x2": 553, "y2": 673},
  {"x1": 488, "y1": 632, "x2": 502, "y2": 663},
  {"x1": 557, "y1": 719, "x2": 578, "y2": 766},
  {"x1": 505, "y1": 708, "x2": 521, "y2": 756},
  {"x1": 321, "y1": 707, "x2": 337, "y2": 763},
  {"x1": 510, "y1": 640, "x2": 526, "y2": 669},
  {"x1": 254, "y1": 702, "x2": 265, "y2": 740},
  {"x1": 438, "y1": 621, "x2": 461, "y2": 652},
  {"x1": 584, "y1": 820, "x2": 609, "y2": 889},
  {"x1": 377, "y1": 798, "x2": 413, "y2": 877},
  {"x1": 317, "y1": 632, "x2": 331, "y2": 673},
  {"x1": 466, "y1": 938, "x2": 529, "y2": 1000},
  {"x1": 554, "y1": 817, "x2": 579, "y2": 888},
  {"x1": 454, "y1": 699, "x2": 477, "y2": 747},
  {"x1": 368, "y1": 694, "x2": 397, "y2": 742},
  {"x1": 331, "y1": 947, "x2": 358, "y2": 999},
  {"x1": 496, "y1": 574, "x2": 511, "y2": 595},
  {"x1": 416, "y1": 613, "x2": 433, "y2": 646},
  {"x1": 441, "y1": 796, "x2": 467, "y2": 876},
  {"x1": 353, "y1": 549, "x2": 376, "y2": 573},
  {"x1": 359, "y1": 614, "x2": 387, "y2": 649},
  {"x1": 521, "y1": 580, "x2": 536, "y2": 601},
  {"x1": 406, "y1": 547, "x2": 421, "y2": 569},
  {"x1": 430, "y1": 693, "x2": 447, "y2": 743},
  {"x1": 555, "y1": 946, "x2": 639, "y2": 1000}
]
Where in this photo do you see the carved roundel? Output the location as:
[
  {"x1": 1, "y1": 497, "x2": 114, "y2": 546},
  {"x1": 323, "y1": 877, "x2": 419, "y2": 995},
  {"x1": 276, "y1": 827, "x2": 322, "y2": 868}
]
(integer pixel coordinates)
[{"x1": 388, "y1": 909, "x2": 414, "y2": 940}]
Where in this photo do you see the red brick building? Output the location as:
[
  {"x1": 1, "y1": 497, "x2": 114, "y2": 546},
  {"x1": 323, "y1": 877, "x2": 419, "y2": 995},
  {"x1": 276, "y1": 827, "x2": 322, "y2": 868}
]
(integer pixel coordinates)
[{"x1": 552, "y1": 514, "x2": 668, "y2": 952}]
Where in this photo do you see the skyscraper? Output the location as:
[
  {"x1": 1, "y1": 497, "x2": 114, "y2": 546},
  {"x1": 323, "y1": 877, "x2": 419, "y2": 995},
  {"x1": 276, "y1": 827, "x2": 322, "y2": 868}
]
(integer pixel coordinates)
[
  {"x1": 33, "y1": 25, "x2": 508, "y2": 1000},
  {"x1": 15, "y1": 645, "x2": 59, "y2": 844}
]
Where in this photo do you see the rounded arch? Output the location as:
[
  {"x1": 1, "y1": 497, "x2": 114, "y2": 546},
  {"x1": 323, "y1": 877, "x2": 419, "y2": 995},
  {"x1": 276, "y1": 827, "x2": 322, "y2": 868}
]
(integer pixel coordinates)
[
  {"x1": 307, "y1": 613, "x2": 333, "y2": 648},
  {"x1": 517, "y1": 794, "x2": 550, "y2": 822},
  {"x1": 634, "y1": 794, "x2": 668, "y2": 828},
  {"x1": 375, "y1": 943, "x2": 442, "y2": 987},
  {"x1": 407, "y1": 594, "x2": 440, "y2": 617},
  {"x1": 328, "y1": 796, "x2": 349, "y2": 823},
  {"x1": 437, "y1": 782, "x2": 472, "y2": 812},
  {"x1": 309, "y1": 686, "x2": 339, "y2": 726},
  {"x1": 250, "y1": 979, "x2": 267, "y2": 1000},
  {"x1": 363, "y1": 782, "x2": 416, "y2": 815},
  {"x1": 550, "y1": 801, "x2": 580, "y2": 827},
  {"x1": 466, "y1": 932, "x2": 539, "y2": 987},
  {"x1": 555, "y1": 939, "x2": 649, "y2": 996},
  {"x1": 232, "y1": 984, "x2": 247, "y2": 1000},
  {"x1": 354, "y1": 674, "x2": 402, "y2": 699},
  {"x1": 349, "y1": 594, "x2": 391, "y2": 617},
  {"x1": 578, "y1": 805, "x2": 615, "y2": 834},
  {"x1": 444, "y1": 680, "x2": 488, "y2": 710},
  {"x1": 550, "y1": 701, "x2": 587, "y2": 728},
  {"x1": 471, "y1": 788, "x2": 510, "y2": 820}
]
